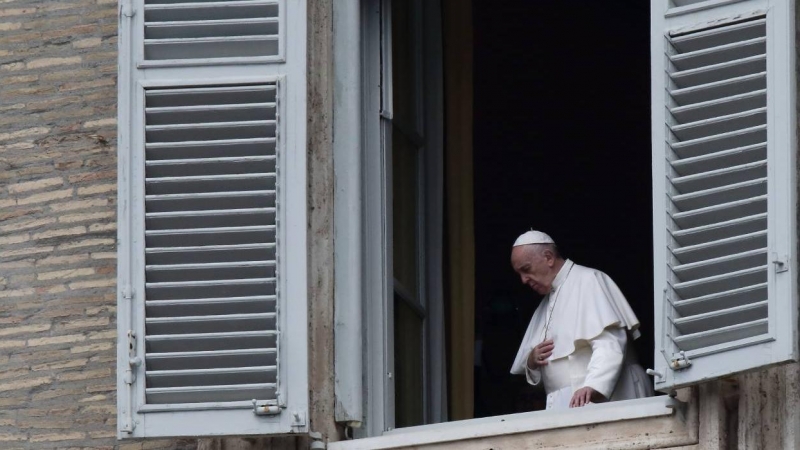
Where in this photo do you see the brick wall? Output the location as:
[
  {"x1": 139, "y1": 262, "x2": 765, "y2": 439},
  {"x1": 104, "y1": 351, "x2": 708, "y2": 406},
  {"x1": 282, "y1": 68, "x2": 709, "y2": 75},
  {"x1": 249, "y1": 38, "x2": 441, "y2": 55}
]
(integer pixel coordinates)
[{"x1": 0, "y1": 1, "x2": 193, "y2": 448}]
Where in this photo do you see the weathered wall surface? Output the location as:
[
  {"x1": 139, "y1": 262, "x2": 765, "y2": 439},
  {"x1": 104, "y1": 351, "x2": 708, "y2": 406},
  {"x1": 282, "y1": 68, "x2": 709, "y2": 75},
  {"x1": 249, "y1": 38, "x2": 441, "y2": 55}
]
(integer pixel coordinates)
[{"x1": 0, "y1": 0, "x2": 192, "y2": 448}]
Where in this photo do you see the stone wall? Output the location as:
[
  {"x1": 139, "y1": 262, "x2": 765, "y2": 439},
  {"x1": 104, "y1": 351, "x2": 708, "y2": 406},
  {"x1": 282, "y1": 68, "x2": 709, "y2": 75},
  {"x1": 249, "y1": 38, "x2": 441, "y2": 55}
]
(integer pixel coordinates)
[{"x1": 0, "y1": 0, "x2": 192, "y2": 448}]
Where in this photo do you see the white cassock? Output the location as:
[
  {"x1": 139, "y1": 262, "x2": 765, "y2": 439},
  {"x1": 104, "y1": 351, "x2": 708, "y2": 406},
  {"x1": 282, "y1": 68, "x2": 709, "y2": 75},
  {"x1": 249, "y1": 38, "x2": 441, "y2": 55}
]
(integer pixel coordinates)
[{"x1": 510, "y1": 259, "x2": 653, "y2": 409}]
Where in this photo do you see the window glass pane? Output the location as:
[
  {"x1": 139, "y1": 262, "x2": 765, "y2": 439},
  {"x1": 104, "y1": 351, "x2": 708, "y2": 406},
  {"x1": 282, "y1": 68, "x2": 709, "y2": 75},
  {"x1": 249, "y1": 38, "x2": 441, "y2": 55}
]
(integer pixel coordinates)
[
  {"x1": 394, "y1": 294, "x2": 424, "y2": 427},
  {"x1": 392, "y1": 132, "x2": 419, "y2": 296},
  {"x1": 391, "y1": 0, "x2": 419, "y2": 133}
]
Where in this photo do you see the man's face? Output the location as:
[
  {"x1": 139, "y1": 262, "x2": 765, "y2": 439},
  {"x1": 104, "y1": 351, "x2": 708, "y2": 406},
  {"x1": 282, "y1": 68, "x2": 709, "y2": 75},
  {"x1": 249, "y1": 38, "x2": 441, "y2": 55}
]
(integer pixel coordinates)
[{"x1": 511, "y1": 246, "x2": 555, "y2": 295}]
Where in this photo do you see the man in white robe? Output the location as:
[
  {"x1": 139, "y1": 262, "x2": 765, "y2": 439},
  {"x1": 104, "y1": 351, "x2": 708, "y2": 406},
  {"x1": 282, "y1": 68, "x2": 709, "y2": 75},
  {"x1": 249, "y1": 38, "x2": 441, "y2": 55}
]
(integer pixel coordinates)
[{"x1": 509, "y1": 231, "x2": 653, "y2": 409}]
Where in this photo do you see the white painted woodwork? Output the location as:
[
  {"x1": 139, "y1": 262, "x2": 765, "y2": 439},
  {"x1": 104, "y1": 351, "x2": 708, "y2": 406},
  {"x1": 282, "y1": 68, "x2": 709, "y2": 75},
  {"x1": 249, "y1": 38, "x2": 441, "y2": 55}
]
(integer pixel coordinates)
[
  {"x1": 117, "y1": 0, "x2": 308, "y2": 438},
  {"x1": 329, "y1": 396, "x2": 693, "y2": 450},
  {"x1": 651, "y1": 0, "x2": 797, "y2": 390},
  {"x1": 143, "y1": 0, "x2": 284, "y2": 63}
]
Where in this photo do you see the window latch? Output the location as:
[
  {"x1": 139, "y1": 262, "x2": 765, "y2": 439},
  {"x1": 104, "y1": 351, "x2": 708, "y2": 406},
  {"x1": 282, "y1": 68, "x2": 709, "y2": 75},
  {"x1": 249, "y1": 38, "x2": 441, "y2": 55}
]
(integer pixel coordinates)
[
  {"x1": 252, "y1": 399, "x2": 281, "y2": 416},
  {"x1": 124, "y1": 331, "x2": 141, "y2": 385}
]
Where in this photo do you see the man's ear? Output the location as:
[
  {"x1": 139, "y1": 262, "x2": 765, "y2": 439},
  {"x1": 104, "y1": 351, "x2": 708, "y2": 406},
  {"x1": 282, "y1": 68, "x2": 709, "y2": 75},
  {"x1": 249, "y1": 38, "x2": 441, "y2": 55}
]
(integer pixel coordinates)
[{"x1": 544, "y1": 250, "x2": 555, "y2": 267}]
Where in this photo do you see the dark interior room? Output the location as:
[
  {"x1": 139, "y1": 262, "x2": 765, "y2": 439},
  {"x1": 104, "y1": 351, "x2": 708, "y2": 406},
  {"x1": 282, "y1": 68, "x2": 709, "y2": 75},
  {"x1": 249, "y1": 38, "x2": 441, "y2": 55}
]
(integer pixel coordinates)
[{"x1": 471, "y1": 0, "x2": 653, "y2": 417}]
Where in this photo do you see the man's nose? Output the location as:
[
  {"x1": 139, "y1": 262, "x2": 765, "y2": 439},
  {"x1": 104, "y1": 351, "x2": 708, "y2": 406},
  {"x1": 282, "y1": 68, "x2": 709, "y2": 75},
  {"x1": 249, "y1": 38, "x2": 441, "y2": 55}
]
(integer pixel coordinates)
[{"x1": 520, "y1": 274, "x2": 530, "y2": 284}]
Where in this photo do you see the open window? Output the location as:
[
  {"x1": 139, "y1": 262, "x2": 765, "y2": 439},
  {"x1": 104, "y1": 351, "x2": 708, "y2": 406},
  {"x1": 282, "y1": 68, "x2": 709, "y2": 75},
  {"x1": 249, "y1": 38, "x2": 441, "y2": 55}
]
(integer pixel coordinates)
[
  {"x1": 336, "y1": 0, "x2": 798, "y2": 443},
  {"x1": 116, "y1": 0, "x2": 309, "y2": 438}
]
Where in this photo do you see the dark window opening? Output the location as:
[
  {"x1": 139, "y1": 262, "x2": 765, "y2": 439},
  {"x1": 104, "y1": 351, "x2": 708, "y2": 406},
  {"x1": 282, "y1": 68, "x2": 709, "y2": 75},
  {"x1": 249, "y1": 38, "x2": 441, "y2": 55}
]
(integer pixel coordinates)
[{"x1": 472, "y1": 1, "x2": 653, "y2": 417}]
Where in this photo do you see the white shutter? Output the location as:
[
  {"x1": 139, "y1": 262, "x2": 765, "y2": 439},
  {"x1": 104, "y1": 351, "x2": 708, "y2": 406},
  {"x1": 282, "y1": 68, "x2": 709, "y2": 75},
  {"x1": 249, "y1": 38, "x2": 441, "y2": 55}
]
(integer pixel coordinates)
[
  {"x1": 651, "y1": 0, "x2": 797, "y2": 390},
  {"x1": 142, "y1": 0, "x2": 284, "y2": 64},
  {"x1": 117, "y1": 0, "x2": 307, "y2": 439}
]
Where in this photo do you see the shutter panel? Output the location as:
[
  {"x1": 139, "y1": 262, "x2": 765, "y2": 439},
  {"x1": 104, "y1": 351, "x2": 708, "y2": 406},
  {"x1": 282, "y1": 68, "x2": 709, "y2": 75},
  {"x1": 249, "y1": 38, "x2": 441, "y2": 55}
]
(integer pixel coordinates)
[
  {"x1": 117, "y1": 0, "x2": 307, "y2": 439},
  {"x1": 143, "y1": 0, "x2": 283, "y2": 64},
  {"x1": 651, "y1": 0, "x2": 797, "y2": 390},
  {"x1": 143, "y1": 83, "x2": 279, "y2": 406}
]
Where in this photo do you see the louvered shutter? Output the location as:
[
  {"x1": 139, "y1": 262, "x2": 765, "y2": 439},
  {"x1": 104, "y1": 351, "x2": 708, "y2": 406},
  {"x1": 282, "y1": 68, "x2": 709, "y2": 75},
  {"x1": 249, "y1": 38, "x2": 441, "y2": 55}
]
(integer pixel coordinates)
[
  {"x1": 651, "y1": 0, "x2": 797, "y2": 391},
  {"x1": 117, "y1": 0, "x2": 308, "y2": 439}
]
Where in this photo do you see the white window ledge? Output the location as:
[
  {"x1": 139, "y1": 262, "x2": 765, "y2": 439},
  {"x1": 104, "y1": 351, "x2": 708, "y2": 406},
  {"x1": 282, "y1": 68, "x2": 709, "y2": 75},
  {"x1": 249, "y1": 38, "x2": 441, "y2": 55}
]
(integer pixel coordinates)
[{"x1": 329, "y1": 396, "x2": 685, "y2": 450}]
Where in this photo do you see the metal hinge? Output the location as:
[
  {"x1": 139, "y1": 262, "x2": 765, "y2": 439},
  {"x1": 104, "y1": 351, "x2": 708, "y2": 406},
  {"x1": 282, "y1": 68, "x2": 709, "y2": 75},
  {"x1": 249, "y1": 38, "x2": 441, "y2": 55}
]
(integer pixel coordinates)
[
  {"x1": 122, "y1": 285, "x2": 134, "y2": 300},
  {"x1": 291, "y1": 411, "x2": 307, "y2": 430},
  {"x1": 310, "y1": 431, "x2": 326, "y2": 449},
  {"x1": 669, "y1": 351, "x2": 692, "y2": 371},
  {"x1": 772, "y1": 253, "x2": 789, "y2": 274},
  {"x1": 120, "y1": 3, "x2": 135, "y2": 18}
]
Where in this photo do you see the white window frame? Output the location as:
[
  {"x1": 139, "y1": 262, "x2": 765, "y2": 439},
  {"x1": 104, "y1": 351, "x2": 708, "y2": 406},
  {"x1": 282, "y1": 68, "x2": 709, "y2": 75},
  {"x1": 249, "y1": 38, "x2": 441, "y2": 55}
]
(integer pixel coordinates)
[
  {"x1": 116, "y1": 0, "x2": 309, "y2": 439},
  {"x1": 335, "y1": 0, "x2": 446, "y2": 436}
]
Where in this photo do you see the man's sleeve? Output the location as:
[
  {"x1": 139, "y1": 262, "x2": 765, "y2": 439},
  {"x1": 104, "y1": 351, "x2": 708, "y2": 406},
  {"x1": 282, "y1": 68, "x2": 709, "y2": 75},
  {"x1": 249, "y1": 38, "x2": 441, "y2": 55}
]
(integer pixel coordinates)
[
  {"x1": 524, "y1": 353, "x2": 543, "y2": 386},
  {"x1": 582, "y1": 327, "x2": 626, "y2": 399}
]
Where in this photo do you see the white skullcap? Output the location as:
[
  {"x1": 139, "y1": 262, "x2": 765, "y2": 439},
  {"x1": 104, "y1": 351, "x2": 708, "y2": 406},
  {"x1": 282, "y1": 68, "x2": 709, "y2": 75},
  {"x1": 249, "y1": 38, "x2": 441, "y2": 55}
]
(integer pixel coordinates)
[{"x1": 513, "y1": 230, "x2": 555, "y2": 247}]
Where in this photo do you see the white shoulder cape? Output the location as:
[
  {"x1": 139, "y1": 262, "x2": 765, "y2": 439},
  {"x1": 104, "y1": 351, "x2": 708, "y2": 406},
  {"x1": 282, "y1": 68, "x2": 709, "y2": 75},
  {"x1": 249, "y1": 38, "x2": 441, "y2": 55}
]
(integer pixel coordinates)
[{"x1": 510, "y1": 261, "x2": 641, "y2": 375}]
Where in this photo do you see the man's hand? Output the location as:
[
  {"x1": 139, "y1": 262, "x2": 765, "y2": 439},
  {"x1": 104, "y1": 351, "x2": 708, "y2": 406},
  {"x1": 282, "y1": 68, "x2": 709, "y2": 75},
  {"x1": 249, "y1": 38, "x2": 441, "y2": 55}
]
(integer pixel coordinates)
[
  {"x1": 526, "y1": 339, "x2": 554, "y2": 370},
  {"x1": 569, "y1": 387, "x2": 606, "y2": 408}
]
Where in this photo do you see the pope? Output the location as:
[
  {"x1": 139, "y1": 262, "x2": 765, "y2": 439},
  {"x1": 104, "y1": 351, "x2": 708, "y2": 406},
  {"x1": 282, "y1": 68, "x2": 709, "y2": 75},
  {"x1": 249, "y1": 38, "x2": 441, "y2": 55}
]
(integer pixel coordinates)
[{"x1": 509, "y1": 230, "x2": 653, "y2": 409}]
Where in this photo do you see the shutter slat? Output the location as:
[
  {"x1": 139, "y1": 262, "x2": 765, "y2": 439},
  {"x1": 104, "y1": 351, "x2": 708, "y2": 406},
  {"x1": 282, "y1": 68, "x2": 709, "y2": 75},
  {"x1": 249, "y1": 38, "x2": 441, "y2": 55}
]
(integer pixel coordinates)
[
  {"x1": 672, "y1": 318, "x2": 768, "y2": 351},
  {"x1": 145, "y1": 85, "x2": 275, "y2": 100},
  {"x1": 147, "y1": 156, "x2": 275, "y2": 167},
  {"x1": 146, "y1": 104, "x2": 276, "y2": 126},
  {"x1": 146, "y1": 384, "x2": 277, "y2": 405},
  {"x1": 146, "y1": 348, "x2": 277, "y2": 371},
  {"x1": 146, "y1": 173, "x2": 275, "y2": 183},
  {"x1": 146, "y1": 296, "x2": 275, "y2": 317},
  {"x1": 146, "y1": 278, "x2": 276, "y2": 288},
  {"x1": 671, "y1": 248, "x2": 767, "y2": 281},
  {"x1": 668, "y1": 107, "x2": 766, "y2": 141},
  {"x1": 669, "y1": 18, "x2": 766, "y2": 49},
  {"x1": 145, "y1": 38, "x2": 279, "y2": 61},
  {"x1": 672, "y1": 230, "x2": 766, "y2": 264},
  {"x1": 146, "y1": 260, "x2": 275, "y2": 271},
  {"x1": 673, "y1": 282, "x2": 767, "y2": 317},
  {"x1": 146, "y1": 243, "x2": 275, "y2": 265},
  {"x1": 669, "y1": 36, "x2": 765, "y2": 71},
  {"x1": 146, "y1": 225, "x2": 275, "y2": 236},
  {"x1": 670, "y1": 72, "x2": 766, "y2": 106},
  {"x1": 147, "y1": 330, "x2": 277, "y2": 353},
  {"x1": 671, "y1": 178, "x2": 766, "y2": 212},
  {"x1": 145, "y1": 17, "x2": 278, "y2": 39},
  {"x1": 147, "y1": 243, "x2": 274, "y2": 253},
  {"x1": 672, "y1": 160, "x2": 766, "y2": 191},
  {"x1": 670, "y1": 142, "x2": 765, "y2": 176},
  {"x1": 146, "y1": 261, "x2": 275, "y2": 283},
  {"x1": 669, "y1": 125, "x2": 766, "y2": 159},
  {"x1": 147, "y1": 366, "x2": 276, "y2": 390},
  {"x1": 670, "y1": 89, "x2": 765, "y2": 124},
  {"x1": 146, "y1": 190, "x2": 275, "y2": 201},
  {"x1": 672, "y1": 300, "x2": 767, "y2": 335},
  {"x1": 672, "y1": 265, "x2": 768, "y2": 299},
  {"x1": 671, "y1": 212, "x2": 766, "y2": 246},
  {"x1": 146, "y1": 120, "x2": 276, "y2": 130},
  {"x1": 146, "y1": 313, "x2": 276, "y2": 335},
  {"x1": 669, "y1": 54, "x2": 766, "y2": 88},
  {"x1": 670, "y1": 195, "x2": 766, "y2": 229},
  {"x1": 146, "y1": 121, "x2": 276, "y2": 142},
  {"x1": 146, "y1": 207, "x2": 275, "y2": 219}
]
